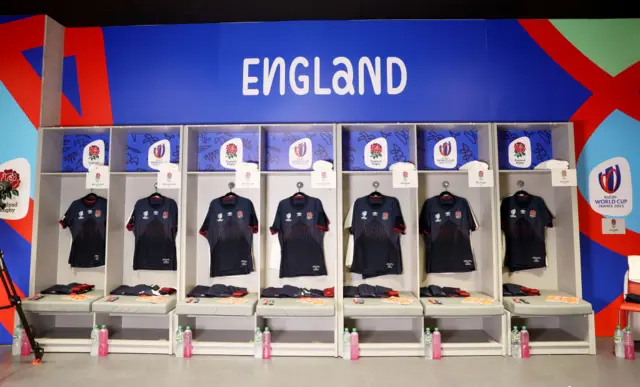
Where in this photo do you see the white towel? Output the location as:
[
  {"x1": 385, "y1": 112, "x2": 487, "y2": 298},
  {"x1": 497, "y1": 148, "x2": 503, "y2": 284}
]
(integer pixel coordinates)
[
  {"x1": 629, "y1": 256, "x2": 640, "y2": 283},
  {"x1": 534, "y1": 159, "x2": 569, "y2": 170}
]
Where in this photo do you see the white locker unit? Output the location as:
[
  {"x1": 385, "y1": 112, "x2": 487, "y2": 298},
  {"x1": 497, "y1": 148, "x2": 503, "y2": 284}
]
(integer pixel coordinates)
[
  {"x1": 256, "y1": 124, "x2": 339, "y2": 357},
  {"x1": 496, "y1": 123, "x2": 595, "y2": 355},
  {"x1": 417, "y1": 123, "x2": 505, "y2": 357},
  {"x1": 176, "y1": 125, "x2": 261, "y2": 356}
]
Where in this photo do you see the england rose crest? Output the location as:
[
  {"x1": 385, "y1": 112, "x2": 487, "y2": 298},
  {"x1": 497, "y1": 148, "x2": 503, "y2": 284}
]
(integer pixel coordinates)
[
  {"x1": 226, "y1": 143, "x2": 238, "y2": 159},
  {"x1": 0, "y1": 169, "x2": 21, "y2": 200},
  {"x1": 514, "y1": 142, "x2": 526, "y2": 158},
  {"x1": 88, "y1": 145, "x2": 100, "y2": 161},
  {"x1": 370, "y1": 143, "x2": 383, "y2": 159}
]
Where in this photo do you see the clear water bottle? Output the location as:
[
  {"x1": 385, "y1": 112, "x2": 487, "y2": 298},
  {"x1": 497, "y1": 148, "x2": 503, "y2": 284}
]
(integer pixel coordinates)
[
  {"x1": 350, "y1": 328, "x2": 359, "y2": 360},
  {"x1": 624, "y1": 326, "x2": 635, "y2": 360},
  {"x1": 432, "y1": 328, "x2": 441, "y2": 360},
  {"x1": 175, "y1": 325, "x2": 184, "y2": 358},
  {"x1": 424, "y1": 328, "x2": 433, "y2": 359},
  {"x1": 98, "y1": 325, "x2": 108, "y2": 357},
  {"x1": 262, "y1": 327, "x2": 271, "y2": 359},
  {"x1": 520, "y1": 326, "x2": 530, "y2": 358},
  {"x1": 343, "y1": 328, "x2": 351, "y2": 360},
  {"x1": 90, "y1": 324, "x2": 99, "y2": 357},
  {"x1": 12, "y1": 324, "x2": 22, "y2": 357},
  {"x1": 254, "y1": 328, "x2": 262, "y2": 359},
  {"x1": 183, "y1": 326, "x2": 193, "y2": 358},
  {"x1": 614, "y1": 325, "x2": 624, "y2": 358},
  {"x1": 510, "y1": 326, "x2": 520, "y2": 358}
]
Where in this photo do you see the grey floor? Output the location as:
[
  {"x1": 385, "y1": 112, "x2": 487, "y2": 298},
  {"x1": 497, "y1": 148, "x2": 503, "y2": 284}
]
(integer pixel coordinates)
[{"x1": 0, "y1": 339, "x2": 638, "y2": 387}]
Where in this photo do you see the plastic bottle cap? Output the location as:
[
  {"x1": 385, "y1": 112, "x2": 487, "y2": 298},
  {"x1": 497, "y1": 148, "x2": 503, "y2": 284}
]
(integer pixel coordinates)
[
  {"x1": 425, "y1": 328, "x2": 430, "y2": 332},
  {"x1": 264, "y1": 327, "x2": 269, "y2": 331},
  {"x1": 93, "y1": 324, "x2": 98, "y2": 329},
  {"x1": 434, "y1": 328, "x2": 439, "y2": 332},
  {"x1": 522, "y1": 326, "x2": 526, "y2": 330},
  {"x1": 101, "y1": 325, "x2": 106, "y2": 328},
  {"x1": 513, "y1": 326, "x2": 518, "y2": 329},
  {"x1": 178, "y1": 325, "x2": 183, "y2": 329},
  {"x1": 345, "y1": 328, "x2": 349, "y2": 332},
  {"x1": 17, "y1": 324, "x2": 22, "y2": 328},
  {"x1": 186, "y1": 326, "x2": 191, "y2": 330},
  {"x1": 352, "y1": 328, "x2": 357, "y2": 332},
  {"x1": 616, "y1": 325, "x2": 620, "y2": 329}
]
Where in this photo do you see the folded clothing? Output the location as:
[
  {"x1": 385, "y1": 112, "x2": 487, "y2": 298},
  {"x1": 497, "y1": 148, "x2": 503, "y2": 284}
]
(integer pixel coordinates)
[
  {"x1": 110, "y1": 284, "x2": 176, "y2": 297},
  {"x1": 503, "y1": 283, "x2": 540, "y2": 296},
  {"x1": 261, "y1": 285, "x2": 334, "y2": 298},
  {"x1": 41, "y1": 283, "x2": 95, "y2": 295},
  {"x1": 343, "y1": 284, "x2": 395, "y2": 298},
  {"x1": 625, "y1": 293, "x2": 640, "y2": 304},
  {"x1": 420, "y1": 285, "x2": 469, "y2": 298},
  {"x1": 185, "y1": 284, "x2": 248, "y2": 298}
]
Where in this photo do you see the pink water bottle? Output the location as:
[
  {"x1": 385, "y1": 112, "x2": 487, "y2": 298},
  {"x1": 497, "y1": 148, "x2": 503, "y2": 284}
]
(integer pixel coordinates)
[
  {"x1": 520, "y1": 326, "x2": 530, "y2": 358},
  {"x1": 262, "y1": 327, "x2": 272, "y2": 359},
  {"x1": 624, "y1": 326, "x2": 635, "y2": 360},
  {"x1": 98, "y1": 325, "x2": 109, "y2": 357},
  {"x1": 350, "y1": 328, "x2": 359, "y2": 360},
  {"x1": 432, "y1": 328, "x2": 442, "y2": 360},
  {"x1": 183, "y1": 326, "x2": 193, "y2": 358},
  {"x1": 20, "y1": 326, "x2": 31, "y2": 356}
]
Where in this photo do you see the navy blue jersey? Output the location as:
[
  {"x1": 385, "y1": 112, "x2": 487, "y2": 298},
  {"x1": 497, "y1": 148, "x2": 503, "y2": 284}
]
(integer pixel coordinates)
[
  {"x1": 127, "y1": 196, "x2": 178, "y2": 271},
  {"x1": 270, "y1": 194, "x2": 329, "y2": 278},
  {"x1": 59, "y1": 196, "x2": 107, "y2": 268},
  {"x1": 347, "y1": 195, "x2": 405, "y2": 278},
  {"x1": 200, "y1": 195, "x2": 258, "y2": 277},
  {"x1": 420, "y1": 194, "x2": 477, "y2": 273},
  {"x1": 501, "y1": 194, "x2": 554, "y2": 272}
]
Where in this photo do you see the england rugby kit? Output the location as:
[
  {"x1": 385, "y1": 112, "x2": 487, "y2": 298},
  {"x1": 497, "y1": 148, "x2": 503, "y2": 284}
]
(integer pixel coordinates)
[
  {"x1": 420, "y1": 194, "x2": 477, "y2": 273},
  {"x1": 347, "y1": 194, "x2": 405, "y2": 278},
  {"x1": 199, "y1": 195, "x2": 258, "y2": 277},
  {"x1": 127, "y1": 195, "x2": 179, "y2": 271},
  {"x1": 270, "y1": 194, "x2": 329, "y2": 278},
  {"x1": 59, "y1": 196, "x2": 108, "y2": 268},
  {"x1": 500, "y1": 193, "x2": 554, "y2": 272}
]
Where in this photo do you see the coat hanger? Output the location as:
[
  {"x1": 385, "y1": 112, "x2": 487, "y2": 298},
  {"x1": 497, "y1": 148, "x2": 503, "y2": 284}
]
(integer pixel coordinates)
[
  {"x1": 369, "y1": 181, "x2": 383, "y2": 200},
  {"x1": 223, "y1": 182, "x2": 237, "y2": 200},
  {"x1": 83, "y1": 189, "x2": 98, "y2": 204},
  {"x1": 439, "y1": 181, "x2": 454, "y2": 201},
  {"x1": 514, "y1": 180, "x2": 529, "y2": 197},
  {"x1": 149, "y1": 183, "x2": 164, "y2": 200},
  {"x1": 293, "y1": 182, "x2": 306, "y2": 199}
]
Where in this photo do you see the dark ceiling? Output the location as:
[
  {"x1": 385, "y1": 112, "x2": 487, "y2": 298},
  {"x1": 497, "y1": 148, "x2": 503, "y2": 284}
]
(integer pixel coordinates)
[{"x1": 0, "y1": 0, "x2": 637, "y2": 27}]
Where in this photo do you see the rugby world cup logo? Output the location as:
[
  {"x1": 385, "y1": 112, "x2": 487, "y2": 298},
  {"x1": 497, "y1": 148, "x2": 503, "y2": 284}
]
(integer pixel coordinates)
[
  {"x1": 153, "y1": 143, "x2": 166, "y2": 158},
  {"x1": 439, "y1": 141, "x2": 451, "y2": 157},
  {"x1": 598, "y1": 165, "x2": 622, "y2": 194},
  {"x1": 294, "y1": 142, "x2": 307, "y2": 157}
]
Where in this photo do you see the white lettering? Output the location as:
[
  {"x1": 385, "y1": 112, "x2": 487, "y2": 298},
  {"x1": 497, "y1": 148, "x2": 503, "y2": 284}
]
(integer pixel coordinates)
[
  {"x1": 332, "y1": 57, "x2": 355, "y2": 95},
  {"x1": 358, "y1": 56, "x2": 381, "y2": 95},
  {"x1": 289, "y1": 56, "x2": 310, "y2": 95},
  {"x1": 242, "y1": 58, "x2": 260, "y2": 96},
  {"x1": 263, "y1": 57, "x2": 285, "y2": 96},
  {"x1": 386, "y1": 57, "x2": 407, "y2": 95},
  {"x1": 313, "y1": 57, "x2": 331, "y2": 95}
]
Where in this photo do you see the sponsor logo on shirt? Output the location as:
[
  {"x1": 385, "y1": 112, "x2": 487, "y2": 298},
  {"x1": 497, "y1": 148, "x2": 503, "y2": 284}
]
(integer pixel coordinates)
[
  {"x1": 88, "y1": 209, "x2": 93, "y2": 214},
  {"x1": 455, "y1": 211, "x2": 462, "y2": 219},
  {"x1": 532, "y1": 256, "x2": 541, "y2": 263},
  {"x1": 217, "y1": 213, "x2": 223, "y2": 222},
  {"x1": 142, "y1": 211, "x2": 149, "y2": 219},
  {"x1": 153, "y1": 210, "x2": 159, "y2": 216},
  {"x1": 237, "y1": 210, "x2": 243, "y2": 218},
  {"x1": 163, "y1": 211, "x2": 169, "y2": 219},
  {"x1": 463, "y1": 259, "x2": 473, "y2": 266},
  {"x1": 95, "y1": 210, "x2": 102, "y2": 217},
  {"x1": 227, "y1": 212, "x2": 232, "y2": 217},
  {"x1": 312, "y1": 265, "x2": 320, "y2": 272},
  {"x1": 510, "y1": 209, "x2": 516, "y2": 218},
  {"x1": 78, "y1": 210, "x2": 84, "y2": 220},
  {"x1": 385, "y1": 262, "x2": 395, "y2": 269},
  {"x1": 307, "y1": 212, "x2": 313, "y2": 220},
  {"x1": 445, "y1": 211, "x2": 451, "y2": 217},
  {"x1": 434, "y1": 213, "x2": 441, "y2": 223},
  {"x1": 241, "y1": 260, "x2": 248, "y2": 267},
  {"x1": 361, "y1": 211, "x2": 368, "y2": 220},
  {"x1": 297, "y1": 212, "x2": 302, "y2": 217},
  {"x1": 286, "y1": 213, "x2": 292, "y2": 222},
  {"x1": 529, "y1": 210, "x2": 536, "y2": 218},
  {"x1": 162, "y1": 257, "x2": 171, "y2": 265},
  {"x1": 382, "y1": 212, "x2": 389, "y2": 220},
  {"x1": 520, "y1": 209, "x2": 526, "y2": 214},
  {"x1": 372, "y1": 211, "x2": 378, "y2": 216}
]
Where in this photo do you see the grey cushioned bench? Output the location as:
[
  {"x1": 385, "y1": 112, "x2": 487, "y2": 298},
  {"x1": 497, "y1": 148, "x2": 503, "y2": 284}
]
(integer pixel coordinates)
[
  {"x1": 503, "y1": 290, "x2": 592, "y2": 316},
  {"x1": 257, "y1": 298, "x2": 335, "y2": 317},
  {"x1": 175, "y1": 293, "x2": 258, "y2": 316},
  {"x1": 22, "y1": 290, "x2": 103, "y2": 313},
  {"x1": 421, "y1": 292, "x2": 503, "y2": 317},
  {"x1": 344, "y1": 291, "x2": 423, "y2": 317},
  {"x1": 92, "y1": 295, "x2": 177, "y2": 314}
]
